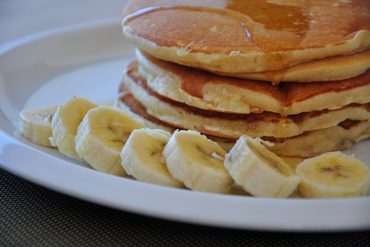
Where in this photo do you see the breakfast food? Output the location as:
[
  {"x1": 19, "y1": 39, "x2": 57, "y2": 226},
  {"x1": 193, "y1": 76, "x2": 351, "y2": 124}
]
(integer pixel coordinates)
[
  {"x1": 122, "y1": 61, "x2": 370, "y2": 139},
  {"x1": 17, "y1": 97, "x2": 369, "y2": 198},
  {"x1": 225, "y1": 136, "x2": 300, "y2": 198},
  {"x1": 122, "y1": 0, "x2": 370, "y2": 75},
  {"x1": 119, "y1": 65, "x2": 370, "y2": 156},
  {"x1": 163, "y1": 130, "x2": 233, "y2": 193},
  {"x1": 118, "y1": 84, "x2": 370, "y2": 156},
  {"x1": 296, "y1": 152, "x2": 369, "y2": 198},
  {"x1": 266, "y1": 120, "x2": 370, "y2": 157},
  {"x1": 134, "y1": 50, "x2": 370, "y2": 115},
  {"x1": 16, "y1": 0, "x2": 370, "y2": 199},
  {"x1": 121, "y1": 128, "x2": 183, "y2": 187},
  {"x1": 75, "y1": 106, "x2": 144, "y2": 176},
  {"x1": 120, "y1": 0, "x2": 370, "y2": 158},
  {"x1": 50, "y1": 97, "x2": 97, "y2": 159},
  {"x1": 18, "y1": 105, "x2": 57, "y2": 147},
  {"x1": 217, "y1": 50, "x2": 370, "y2": 82}
]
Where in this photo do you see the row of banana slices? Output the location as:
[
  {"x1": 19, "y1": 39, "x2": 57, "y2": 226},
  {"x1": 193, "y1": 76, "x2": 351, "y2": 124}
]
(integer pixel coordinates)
[{"x1": 19, "y1": 97, "x2": 369, "y2": 198}]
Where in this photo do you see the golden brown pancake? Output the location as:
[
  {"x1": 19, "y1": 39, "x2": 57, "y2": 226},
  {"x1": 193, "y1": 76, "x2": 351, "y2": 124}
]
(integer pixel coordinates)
[
  {"x1": 122, "y1": 0, "x2": 370, "y2": 74},
  {"x1": 120, "y1": 68, "x2": 370, "y2": 139},
  {"x1": 118, "y1": 87, "x2": 370, "y2": 158},
  {"x1": 218, "y1": 49, "x2": 370, "y2": 83},
  {"x1": 135, "y1": 52, "x2": 370, "y2": 115},
  {"x1": 265, "y1": 120, "x2": 370, "y2": 157}
]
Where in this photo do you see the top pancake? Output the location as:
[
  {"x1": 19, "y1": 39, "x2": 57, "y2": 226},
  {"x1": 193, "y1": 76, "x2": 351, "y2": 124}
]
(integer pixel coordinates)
[{"x1": 122, "y1": 0, "x2": 370, "y2": 74}]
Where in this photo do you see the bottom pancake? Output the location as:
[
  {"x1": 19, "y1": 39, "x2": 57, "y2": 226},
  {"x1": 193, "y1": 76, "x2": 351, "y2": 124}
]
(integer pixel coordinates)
[
  {"x1": 265, "y1": 121, "x2": 370, "y2": 157},
  {"x1": 118, "y1": 88, "x2": 370, "y2": 158}
]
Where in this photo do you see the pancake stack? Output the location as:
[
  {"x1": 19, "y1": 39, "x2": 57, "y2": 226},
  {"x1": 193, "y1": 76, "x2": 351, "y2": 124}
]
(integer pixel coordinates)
[{"x1": 120, "y1": 0, "x2": 370, "y2": 157}]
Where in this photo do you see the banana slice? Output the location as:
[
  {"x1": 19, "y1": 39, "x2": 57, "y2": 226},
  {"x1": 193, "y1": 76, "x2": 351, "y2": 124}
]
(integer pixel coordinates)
[
  {"x1": 121, "y1": 128, "x2": 183, "y2": 187},
  {"x1": 163, "y1": 130, "x2": 233, "y2": 193},
  {"x1": 18, "y1": 105, "x2": 57, "y2": 147},
  {"x1": 50, "y1": 97, "x2": 97, "y2": 159},
  {"x1": 296, "y1": 152, "x2": 369, "y2": 198},
  {"x1": 224, "y1": 136, "x2": 300, "y2": 198},
  {"x1": 75, "y1": 106, "x2": 144, "y2": 176}
]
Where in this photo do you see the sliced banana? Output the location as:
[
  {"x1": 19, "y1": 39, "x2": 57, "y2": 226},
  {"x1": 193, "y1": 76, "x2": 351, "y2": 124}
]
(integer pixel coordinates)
[
  {"x1": 296, "y1": 152, "x2": 369, "y2": 198},
  {"x1": 50, "y1": 97, "x2": 97, "y2": 159},
  {"x1": 163, "y1": 130, "x2": 233, "y2": 193},
  {"x1": 75, "y1": 106, "x2": 144, "y2": 176},
  {"x1": 18, "y1": 105, "x2": 57, "y2": 147},
  {"x1": 224, "y1": 136, "x2": 300, "y2": 198},
  {"x1": 121, "y1": 128, "x2": 183, "y2": 187}
]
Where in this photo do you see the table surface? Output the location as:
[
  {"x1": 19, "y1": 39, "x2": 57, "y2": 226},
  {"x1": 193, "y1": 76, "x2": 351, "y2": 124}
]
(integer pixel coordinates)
[{"x1": 0, "y1": 1, "x2": 369, "y2": 246}]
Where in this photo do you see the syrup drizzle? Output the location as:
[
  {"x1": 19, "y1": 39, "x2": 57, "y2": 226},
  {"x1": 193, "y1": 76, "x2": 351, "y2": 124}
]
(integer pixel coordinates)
[
  {"x1": 124, "y1": 0, "x2": 370, "y2": 84},
  {"x1": 123, "y1": 0, "x2": 310, "y2": 51},
  {"x1": 226, "y1": 0, "x2": 309, "y2": 34}
]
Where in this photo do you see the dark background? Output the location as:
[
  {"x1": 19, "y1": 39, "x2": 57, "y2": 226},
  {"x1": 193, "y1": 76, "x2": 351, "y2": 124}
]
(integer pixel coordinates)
[{"x1": 1, "y1": 169, "x2": 369, "y2": 246}]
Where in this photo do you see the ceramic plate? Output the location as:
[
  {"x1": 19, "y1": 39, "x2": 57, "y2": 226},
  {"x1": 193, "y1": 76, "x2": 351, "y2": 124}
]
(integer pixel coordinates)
[{"x1": 0, "y1": 19, "x2": 369, "y2": 232}]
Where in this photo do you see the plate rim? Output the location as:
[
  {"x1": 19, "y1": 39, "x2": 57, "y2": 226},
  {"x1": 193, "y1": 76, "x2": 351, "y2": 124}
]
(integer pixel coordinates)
[{"x1": 0, "y1": 20, "x2": 369, "y2": 232}]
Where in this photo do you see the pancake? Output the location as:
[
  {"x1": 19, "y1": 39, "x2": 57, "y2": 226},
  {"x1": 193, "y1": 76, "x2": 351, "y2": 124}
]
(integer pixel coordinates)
[
  {"x1": 117, "y1": 91, "x2": 235, "y2": 152},
  {"x1": 120, "y1": 68, "x2": 370, "y2": 139},
  {"x1": 122, "y1": 0, "x2": 370, "y2": 74},
  {"x1": 118, "y1": 89, "x2": 175, "y2": 133},
  {"x1": 218, "y1": 49, "x2": 370, "y2": 83},
  {"x1": 266, "y1": 120, "x2": 370, "y2": 157},
  {"x1": 135, "y1": 51, "x2": 370, "y2": 115},
  {"x1": 117, "y1": 89, "x2": 370, "y2": 158}
]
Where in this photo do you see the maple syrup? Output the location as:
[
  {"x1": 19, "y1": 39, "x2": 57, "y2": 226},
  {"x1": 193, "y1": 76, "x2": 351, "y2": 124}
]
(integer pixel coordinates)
[{"x1": 124, "y1": 0, "x2": 370, "y2": 108}]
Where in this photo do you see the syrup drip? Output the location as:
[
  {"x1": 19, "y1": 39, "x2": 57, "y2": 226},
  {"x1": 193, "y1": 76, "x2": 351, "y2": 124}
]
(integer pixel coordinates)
[{"x1": 226, "y1": 0, "x2": 309, "y2": 34}]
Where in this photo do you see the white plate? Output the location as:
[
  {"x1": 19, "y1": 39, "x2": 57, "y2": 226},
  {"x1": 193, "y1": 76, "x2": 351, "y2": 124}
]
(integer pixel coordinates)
[{"x1": 0, "y1": 19, "x2": 369, "y2": 232}]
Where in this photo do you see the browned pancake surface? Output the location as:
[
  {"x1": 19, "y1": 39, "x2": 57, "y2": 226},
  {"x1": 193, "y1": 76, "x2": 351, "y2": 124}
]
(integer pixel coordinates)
[
  {"x1": 119, "y1": 82, "x2": 367, "y2": 146},
  {"x1": 132, "y1": 58, "x2": 370, "y2": 106},
  {"x1": 123, "y1": 0, "x2": 370, "y2": 53},
  {"x1": 123, "y1": 63, "x2": 370, "y2": 124}
]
